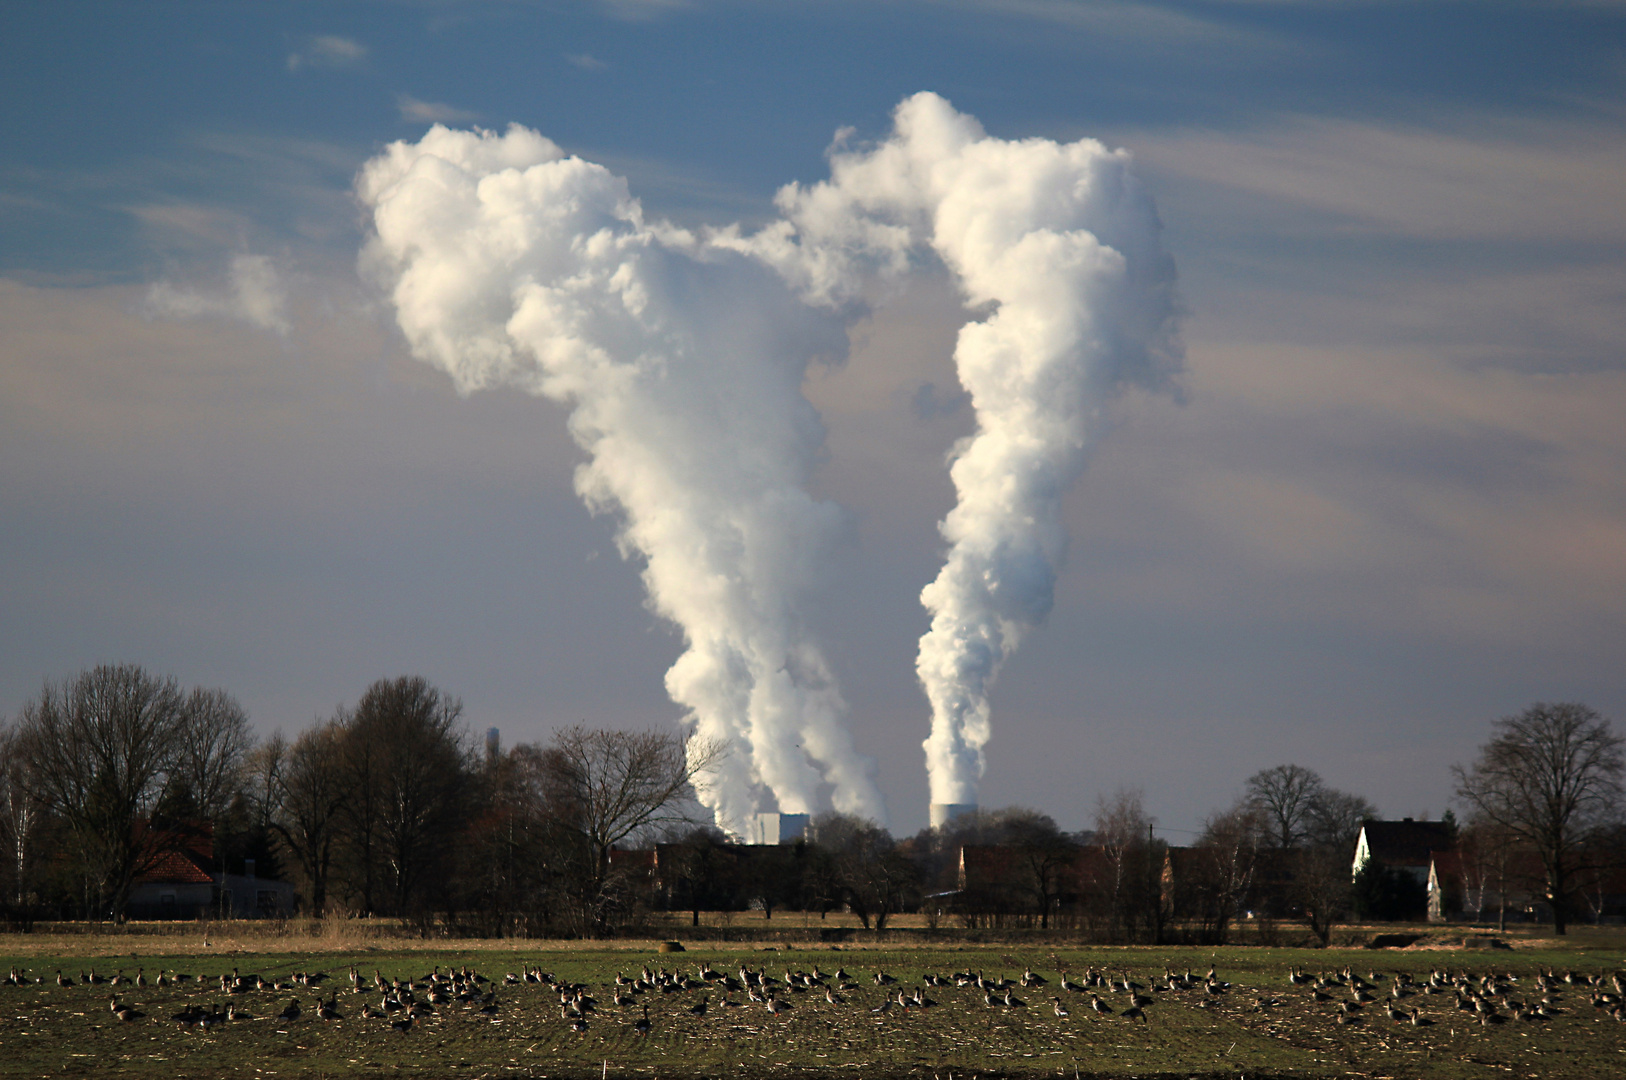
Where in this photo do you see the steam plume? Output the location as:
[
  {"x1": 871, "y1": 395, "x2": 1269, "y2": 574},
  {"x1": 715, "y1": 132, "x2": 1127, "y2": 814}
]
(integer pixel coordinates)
[
  {"x1": 758, "y1": 94, "x2": 1181, "y2": 806},
  {"x1": 356, "y1": 124, "x2": 884, "y2": 833}
]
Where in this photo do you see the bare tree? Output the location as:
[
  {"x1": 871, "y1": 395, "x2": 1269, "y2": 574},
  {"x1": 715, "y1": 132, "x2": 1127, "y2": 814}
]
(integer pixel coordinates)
[
  {"x1": 0, "y1": 723, "x2": 42, "y2": 909},
  {"x1": 173, "y1": 688, "x2": 255, "y2": 822},
  {"x1": 1093, "y1": 789, "x2": 1160, "y2": 940},
  {"x1": 1453, "y1": 702, "x2": 1624, "y2": 935},
  {"x1": 268, "y1": 722, "x2": 347, "y2": 916},
  {"x1": 538, "y1": 726, "x2": 721, "y2": 933},
  {"x1": 343, "y1": 677, "x2": 470, "y2": 917},
  {"x1": 1246, "y1": 764, "x2": 1324, "y2": 850},
  {"x1": 812, "y1": 813, "x2": 916, "y2": 930},
  {"x1": 15, "y1": 665, "x2": 187, "y2": 918}
]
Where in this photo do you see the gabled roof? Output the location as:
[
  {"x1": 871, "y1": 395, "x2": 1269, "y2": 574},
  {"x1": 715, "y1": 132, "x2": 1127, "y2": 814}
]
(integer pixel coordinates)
[
  {"x1": 137, "y1": 847, "x2": 214, "y2": 886},
  {"x1": 1360, "y1": 819, "x2": 1455, "y2": 868}
]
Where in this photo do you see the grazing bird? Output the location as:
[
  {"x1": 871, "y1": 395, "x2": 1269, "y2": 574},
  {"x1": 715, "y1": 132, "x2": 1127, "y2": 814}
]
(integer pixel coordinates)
[
  {"x1": 825, "y1": 987, "x2": 845, "y2": 1005},
  {"x1": 634, "y1": 1005, "x2": 650, "y2": 1034},
  {"x1": 1121, "y1": 1004, "x2": 1146, "y2": 1023},
  {"x1": 278, "y1": 998, "x2": 301, "y2": 1022},
  {"x1": 1052, "y1": 997, "x2": 1070, "y2": 1018},
  {"x1": 317, "y1": 996, "x2": 341, "y2": 1020},
  {"x1": 1090, "y1": 995, "x2": 1113, "y2": 1016},
  {"x1": 689, "y1": 996, "x2": 709, "y2": 1017},
  {"x1": 115, "y1": 1004, "x2": 145, "y2": 1022},
  {"x1": 569, "y1": 1016, "x2": 588, "y2": 1033},
  {"x1": 392, "y1": 1015, "x2": 414, "y2": 1033}
]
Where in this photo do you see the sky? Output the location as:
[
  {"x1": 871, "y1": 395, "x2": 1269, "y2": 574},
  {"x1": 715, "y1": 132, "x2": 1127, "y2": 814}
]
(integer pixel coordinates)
[{"x1": 3, "y1": 0, "x2": 1624, "y2": 840}]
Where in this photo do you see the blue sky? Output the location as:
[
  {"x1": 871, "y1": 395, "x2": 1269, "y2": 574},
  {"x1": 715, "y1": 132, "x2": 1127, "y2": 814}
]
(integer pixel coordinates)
[{"x1": 3, "y1": 1, "x2": 1624, "y2": 837}]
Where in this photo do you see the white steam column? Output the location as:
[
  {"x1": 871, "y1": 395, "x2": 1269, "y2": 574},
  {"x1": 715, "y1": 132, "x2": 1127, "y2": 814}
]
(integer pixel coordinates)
[{"x1": 762, "y1": 93, "x2": 1182, "y2": 813}]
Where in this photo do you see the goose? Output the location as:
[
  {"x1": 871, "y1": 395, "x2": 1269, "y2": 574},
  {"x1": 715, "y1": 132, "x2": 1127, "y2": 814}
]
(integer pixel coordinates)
[
  {"x1": 1003, "y1": 990, "x2": 1026, "y2": 1008},
  {"x1": 317, "y1": 996, "x2": 341, "y2": 1020},
  {"x1": 1383, "y1": 1003, "x2": 1407, "y2": 1023},
  {"x1": 688, "y1": 996, "x2": 709, "y2": 1017},
  {"x1": 278, "y1": 998, "x2": 301, "y2": 1022},
  {"x1": 1120, "y1": 1004, "x2": 1147, "y2": 1023},
  {"x1": 766, "y1": 996, "x2": 791, "y2": 1016},
  {"x1": 115, "y1": 1004, "x2": 145, "y2": 1022},
  {"x1": 1090, "y1": 994, "x2": 1113, "y2": 1016},
  {"x1": 1409, "y1": 1008, "x2": 1432, "y2": 1026},
  {"x1": 1052, "y1": 997, "x2": 1070, "y2": 1018},
  {"x1": 392, "y1": 1014, "x2": 414, "y2": 1033},
  {"x1": 569, "y1": 1016, "x2": 588, "y2": 1033},
  {"x1": 825, "y1": 987, "x2": 844, "y2": 1005},
  {"x1": 634, "y1": 1005, "x2": 650, "y2": 1034},
  {"x1": 228, "y1": 1003, "x2": 252, "y2": 1021}
]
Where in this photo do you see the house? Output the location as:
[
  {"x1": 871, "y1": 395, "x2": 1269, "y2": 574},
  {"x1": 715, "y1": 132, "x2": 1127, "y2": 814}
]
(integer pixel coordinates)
[
  {"x1": 1352, "y1": 819, "x2": 1455, "y2": 887},
  {"x1": 125, "y1": 822, "x2": 292, "y2": 919}
]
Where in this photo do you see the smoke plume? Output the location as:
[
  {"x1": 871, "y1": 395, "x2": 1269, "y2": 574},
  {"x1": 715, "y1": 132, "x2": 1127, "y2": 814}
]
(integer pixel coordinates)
[
  {"x1": 756, "y1": 93, "x2": 1182, "y2": 806},
  {"x1": 356, "y1": 94, "x2": 1178, "y2": 827},
  {"x1": 355, "y1": 123, "x2": 885, "y2": 833}
]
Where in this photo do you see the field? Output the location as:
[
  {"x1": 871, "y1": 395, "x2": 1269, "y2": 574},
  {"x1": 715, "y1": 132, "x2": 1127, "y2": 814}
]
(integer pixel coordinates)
[{"x1": 3, "y1": 927, "x2": 1625, "y2": 1079}]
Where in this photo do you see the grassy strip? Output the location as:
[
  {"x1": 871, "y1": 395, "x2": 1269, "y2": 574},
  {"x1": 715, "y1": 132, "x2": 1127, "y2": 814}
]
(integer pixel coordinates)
[{"x1": 2, "y1": 939, "x2": 1624, "y2": 1078}]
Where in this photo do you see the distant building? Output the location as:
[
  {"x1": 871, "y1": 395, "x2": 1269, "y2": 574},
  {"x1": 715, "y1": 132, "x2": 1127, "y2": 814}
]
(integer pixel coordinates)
[
  {"x1": 747, "y1": 812, "x2": 809, "y2": 846},
  {"x1": 1352, "y1": 818, "x2": 1455, "y2": 886},
  {"x1": 125, "y1": 822, "x2": 293, "y2": 919}
]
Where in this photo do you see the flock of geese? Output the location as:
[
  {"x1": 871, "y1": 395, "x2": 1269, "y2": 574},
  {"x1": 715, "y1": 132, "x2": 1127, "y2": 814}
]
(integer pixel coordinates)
[
  {"x1": 1281, "y1": 963, "x2": 1626, "y2": 1029},
  {"x1": 10, "y1": 956, "x2": 1625, "y2": 1041}
]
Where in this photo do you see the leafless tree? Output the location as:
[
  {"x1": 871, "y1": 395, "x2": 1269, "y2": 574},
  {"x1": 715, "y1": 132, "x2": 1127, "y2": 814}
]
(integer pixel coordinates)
[
  {"x1": 342, "y1": 677, "x2": 470, "y2": 917},
  {"x1": 538, "y1": 726, "x2": 721, "y2": 932},
  {"x1": 267, "y1": 722, "x2": 348, "y2": 916},
  {"x1": 1185, "y1": 802, "x2": 1266, "y2": 944},
  {"x1": 0, "y1": 723, "x2": 42, "y2": 908},
  {"x1": 14, "y1": 665, "x2": 187, "y2": 918},
  {"x1": 1453, "y1": 702, "x2": 1624, "y2": 935},
  {"x1": 1246, "y1": 764, "x2": 1324, "y2": 850},
  {"x1": 173, "y1": 688, "x2": 255, "y2": 821},
  {"x1": 1093, "y1": 789, "x2": 1162, "y2": 940},
  {"x1": 812, "y1": 813, "x2": 917, "y2": 930}
]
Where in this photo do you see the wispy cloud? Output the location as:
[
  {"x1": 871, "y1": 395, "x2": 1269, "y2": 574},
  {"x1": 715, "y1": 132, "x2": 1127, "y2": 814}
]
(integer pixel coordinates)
[
  {"x1": 145, "y1": 254, "x2": 290, "y2": 334},
  {"x1": 1130, "y1": 113, "x2": 1626, "y2": 244},
  {"x1": 397, "y1": 95, "x2": 480, "y2": 124},
  {"x1": 566, "y1": 53, "x2": 609, "y2": 71},
  {"x1": 287, "y1": 34, "x2": 367, "y2": 72}
]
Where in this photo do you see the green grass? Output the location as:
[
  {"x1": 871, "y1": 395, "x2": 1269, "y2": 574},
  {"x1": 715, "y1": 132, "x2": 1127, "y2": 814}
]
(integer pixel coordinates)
[{"x1": 3, "y1": 935, "x2": 1625, "y2": 1078}]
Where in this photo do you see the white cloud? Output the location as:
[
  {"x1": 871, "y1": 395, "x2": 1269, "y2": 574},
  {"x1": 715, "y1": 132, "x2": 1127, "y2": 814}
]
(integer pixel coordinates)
[
  {"x1": 145, "y1": 254, "x2": 290, "y2": 334},
  {"x1": 287, "y1": 34, "x2": 367, "y2": 72},
  {"x1": 397, "y1": 95, "x2": 479, "y2": 124}
]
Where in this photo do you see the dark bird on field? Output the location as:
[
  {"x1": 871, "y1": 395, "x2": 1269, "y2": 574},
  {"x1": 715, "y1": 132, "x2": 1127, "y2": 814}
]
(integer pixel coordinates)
[
  {"x1": 1121, "y1": 1005, "x2": 1146, "y2": 1023},
  {"x1": 115, "y1": 1005, "x2": 145, "y2": 1022},
  {"x1": 634, "y1": 1005, "x2": 650, "y2": 1034},
  {"x1": 392, "y1": 1015, "x2": 414, "y2": 1033},
  {"x1": 278, "y1": 998, "x2": 301, "y2": 1022},
  {"x1": 689, "y1": 996, "x2": 709, "y2": 1017},
  {"x1": 1052, "y1": 997, "x2": 1070, "y2": 1018},
  {"x1": 569, "y1": 1016, "x2": 589, "y2": 1033}
]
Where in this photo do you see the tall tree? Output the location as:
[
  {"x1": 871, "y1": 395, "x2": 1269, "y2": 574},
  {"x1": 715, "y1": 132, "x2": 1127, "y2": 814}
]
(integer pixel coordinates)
[
  {"x1": 1245, "y1": 764, "x2": 1324, "y2": 850},
  {"x1": 0, "y1": 723, "x2": 42, "y2": 909},
  {"x1": 171, "y1": 688, "x2": 255, "y2": 822},
  {"x1": 537, "y1": 726, "x2": 720, "y2": 933},
  {"x1": 267, "y1": 723, "x2": 348, "y2": 916},
  {"x1": 1453, "y1": 702, "x2": 1624, "y2": 935},
  {"x1": 15, "y1": 665, "x2": 187, "y2": 918},
  {"x1": 343, "y1": 677, "x2": 470, "y2": 916}
]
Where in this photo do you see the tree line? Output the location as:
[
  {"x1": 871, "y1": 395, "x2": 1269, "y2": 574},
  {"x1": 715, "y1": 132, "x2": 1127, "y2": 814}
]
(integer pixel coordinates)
[{"x1": 1, "y1": 666, "x2": 1620, "y2": 941}]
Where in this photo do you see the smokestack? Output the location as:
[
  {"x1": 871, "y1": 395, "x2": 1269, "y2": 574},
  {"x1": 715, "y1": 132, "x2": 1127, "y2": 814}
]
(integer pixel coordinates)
[
  {"x1": 930, "y1": 802, "x2": 978, "y2": 830},
  {"x1": 486, "y1": 727, "x2": 500, "y2": 762}
]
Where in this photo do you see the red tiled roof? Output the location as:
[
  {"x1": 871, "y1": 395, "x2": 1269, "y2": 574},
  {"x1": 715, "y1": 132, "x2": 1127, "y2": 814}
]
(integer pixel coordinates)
[
  {"x1": 1360, "y1": 820, "x2": 1454, "y2": 868},
  {"x1": 137, "y1": 847, "x2": 214, "y2": 886}
]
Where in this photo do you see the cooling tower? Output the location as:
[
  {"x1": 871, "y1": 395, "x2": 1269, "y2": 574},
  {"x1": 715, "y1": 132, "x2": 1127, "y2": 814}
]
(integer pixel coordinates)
[{"x1": 930, "y1": 802, "x2": 978, "y2": 829}]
